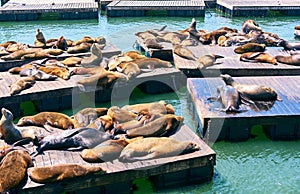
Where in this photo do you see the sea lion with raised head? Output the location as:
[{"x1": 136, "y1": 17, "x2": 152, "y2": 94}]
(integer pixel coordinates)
[
  {"x1": 240, "y1": 52, "x2": 277, "y2": 65},
  {"x1": 9, "y1": 76, "x2": 36, "y2": 95},
  {"x1": 55, "y1": 36, "x2": 67, "y2": 50},
  {"x1": 196, "y1": 54, "x2": 224, "y2": 69},
  {"x1": 81, "y1": 139, "x2": 128, "y2": 162},
  {"x1": 0, "y1": 150, "x2": 33, "y2": 193},
  {"x1": 241, "y1": 20, "x2": 262, "y2": 34},
  {"x1": 0, "y1": 108, "x2": 22, "y2": 144},
  {"x1": 119, "y1": 137, "x2": 200, "y2": 162},
  {"x1": 72, "y1": 107, "x2": 108, "y2": 128},
  {"x1": 221, "y1": 74, "x2": 282, "y2": 101},
  {"x1": 80, "y1": 43, "x2": 103, "y2": 68},
  {"x1": 234, "y1": 43, "x2": 266, "y2": 54},
  {"x1": 27, "y1": 164, "x2": 106, "y2": 183},
  {"x1": 33, "y1": 29, "x2": 46, "y2": 48},
  {"x1": 17, "y1": 111, "x2": 74, "y2": 130}
]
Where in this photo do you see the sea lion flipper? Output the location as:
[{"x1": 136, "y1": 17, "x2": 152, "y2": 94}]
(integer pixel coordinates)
[
  {"x1": 239, "y1": 94, "x2": 255, "y2": 105},
  {"x1": 43, "y1": 124, "x2": 54, "y2": 133}
]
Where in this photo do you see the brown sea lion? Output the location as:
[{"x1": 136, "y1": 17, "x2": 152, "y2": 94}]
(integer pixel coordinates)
[
  {"x1": 17, "y1": 112, "x2": 74, "y2": 130},
  {"x1": 130, "y1": 57, "x2": 173, "y2": 69},
  {"x1": 95, "y1": 36, "x2": 106, "y2": 45},
  {"x1": 72, "y1": 107, "x2": 108, "y2": 128},
  {"x1": 241, "y1": 20, "x2": 262, "y2": 34},
  {"x1": 199, "y1": 29, "x2": 228, "y2": 45},
  {"x1": 55, "y1": 36, "x2": 68, "y2": 50},
  {"x1": 9, "y1": 76, "x2": 36, "y2": 95},
  {"x1": 121, "y1": 100, "x2": 174, "y2": 115},
  {"x1": 1, "y1": 48, "x2": 42, "y2": 61},
  {"x1": 0, "y1": 40, "x2": 17, "y2": 48},
  {"x1": 9, "y1": 62, "x2": 39, "y2": 74},
  {"x1": 61, "y1": 56, "x2": 82, "y2": 67},
  {"x1": 0, "y1": 139, "x2": 31, "y2": 161},
  {"x1": 77, "y1": 71, "x2": 128, "y2": 87},
  {"x1": 278, "y1": 39, "x2": 300, "y2": 50},
  {"x1": 5, "y1": 42, "x2": 28, "y2": 52},
  {"x1": 173, "y1": 44, "x2": 197, "y2": 60},
  {"x1": 87, "y1": 115, "x2": 113, "y2": 131},
  {"x1": 240, "y1": 52, "x2": 277, "y2": 65},
  {"x1": 80, "y1": 43, "x2": 103, "y2": 67},
  {"x1": 221, "y1": 74, "x2": 282, "y2": 101},
  {"x1": 117, "y1": 61, "x2": 141, "y2": 78},
  {"x1": 67, "y1": 42, "x2": 91, "y2": 54},
  {"x1": 275, "y1": 54, "x2": 300, "y2": 66},
  {"x1": 33, "y1": 29, "x2": 46, "y2": 48},
  {"x1": 0, "y1": 150, "x2": 33, "y2": 193},
  {"x1": 27, "y1": 164, "x2": 106, "y2": 183},
  {"x1": 123, "y1": 51, "x2": 146, "y2": 60},
  {"x1": 113, "y1": 115, "x2": 150, "y2": 134},
  {"x1": 196, "y1": 54, "x2": 224, "y2": 69},
  {"x1": 80, "y1": 139, "x2": 128, "y2": 162},
  {"x1": 38, "y1": 66, "x2": 70, "y2": 80},
  {"x1": 19, "y1": 69, "x2": 57, "y2": 81},
  {"x1": 294, "y1": 26, "x2": 300, "y2": 38},
  {"x1": 0, "y1": 108, "x2": 22, "y2": 144},
  {"x1": 108, "y1": 55, "x2": 132, "y2": 71},
  {"x1": 107, "y1": 106, "x2": 137, "y2": 123},
  {"x1": 144, "y1": 38, "x2": 164, "y2": 49},
  {"x1": 157, "y1": 32, "x2": 186, "y2": 45},
  {"x1": 234, "y1": 43, "x2": 266, "y2": 54},
  {"x1": 33, "y1": 128, "x2": 112, "y2": 155},
  {"x1": 72, "y1": 36, "x2": 95, "y2": 46},
  {"x1": 70, "y1": 66, "x2": 106, "y2": 76},
  {"x1": 119, "y1": 137, "x2": 200, "y2": 162}
]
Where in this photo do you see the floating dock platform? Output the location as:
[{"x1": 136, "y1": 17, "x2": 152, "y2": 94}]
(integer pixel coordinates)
[
  {"x1": 106, "y1": 0, "x2": 205, "y2": 17},
  {"x1": 0, "y1": 125, "x2": 216, "y2": 193},
  {"x1": 173, "y1": 45, "x2": 300, "y2": 78},
  {"x1": 187, "y1": 76, "x2": 300, "y2": 141},
  {"x1": 0, "y1": 0, "x2": 98, "y2": 21},
  {"x1": 216, "y1": 0, "x2": 300, "y2": 16}
]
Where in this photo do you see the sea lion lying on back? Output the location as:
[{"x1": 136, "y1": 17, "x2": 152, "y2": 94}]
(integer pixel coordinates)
[
  {"x1": 28, "y1": 164, "x2": 106, "y2": 183},
  {"x1": 9, "y1": 76, "x2": 36, "y2": 95},
  {"x1": 38, "y1": 66, "x2": 70, "y2": 80},
  {"x1": 72, "y1": 107, "x2": 108, "y2": 128},
  {"x1": 17, "y1": 111, "x2": 74, "y2": 130},
  {"x1": 221, "y1": 74, "x2": 282, "y2": 101},
  {"x1": 0, "y1": 150, "x2": 33, "y2": 193},
  {"x1": 107, "y1": 106, "x2": 138, "y2": 123},
  {"x1": 20, "y1": 68, "x2": 57, "y2": 80},
  {"x1": 119, "y1": 137, "x2": 200, "y2": 162}
]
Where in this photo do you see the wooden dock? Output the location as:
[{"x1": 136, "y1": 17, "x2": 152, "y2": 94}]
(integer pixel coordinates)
[
  {"x1": 0, "y1": 41, "x2": 121, "y2": 72},
  {"x1": 173, "y1": 45, "x2": 300, "y2": 78},
  {"x1": 217, "y1": 0, "x2": 300, "y2": 16},
  {"x1": 106, "y1": 0, "x2": 205, "y2": 17},
  {"x1": 0, "y1": 125, "x2": 216, "y2": 193},
  {"x1": 0, "y1": 0, "x2": 98, "y2": 21},
  {"x1": 187, "y1": 76, "x2": 300, "y2": 141},
  {"x1": 0, "y1": 67, "x2": 185, "y2": 117}
]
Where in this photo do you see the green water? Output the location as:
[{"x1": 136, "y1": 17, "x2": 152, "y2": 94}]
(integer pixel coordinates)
[{"x1": 2, "y1": 10, "x2": 300, "y2": 194}]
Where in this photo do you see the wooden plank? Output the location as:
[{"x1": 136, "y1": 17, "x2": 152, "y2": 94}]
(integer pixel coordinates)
[{"x1": 187, "y1": 75, "x2": 300, "y2": 141}]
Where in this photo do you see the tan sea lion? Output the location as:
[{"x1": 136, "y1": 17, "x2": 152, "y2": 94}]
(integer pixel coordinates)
[
  {"x1": 5, "y1": 42, "x2": 28, "y2": 52},
  {"x1": 108, "y1": 55, "x2": 132, "y2": 71},
  {"x1": 95, "y1": 36, "x2": 106, "y2": 45},
  {"x1": 173, "y1": 44, "x2": 197, "y2": 60},
  {"x1": 34, "y1": 29, "x2": 46, "y2": 48},
  {"x1": 240, "y1": 52, "x2": 277, "y2": 65},
  {"x1": 0, "y1": 40, "x2": 17, "y2": 48},
  {"x1": 119, "y1": 137, "x2": 200, "y2": 162},
  {"x1": 0, "y1": 108, "x2": 22, "y2": 144},
  {"x1": 121, "y1": 100, "x2": 174, "y2": 115},
  {"x1": 17, "y1": 112, "x2": 74, "y2": 130},
  {"x1": 199, "y1": 29, "x2": 228, "y2": 45},
  {"x1": 87, "y1": 115, "x2": 113, "y2": 131},
  {"x1": 67, "y1": 42, "x2": 91, "y2": 54},
  {"x1": 0, "y1": 150, "x2": 33, "y2": 193},
  {"x1": 20, "y1": 69, "x2": 57, "y2": 81},
  {"x1": 241, "y1": 20, "x2": 262, "y2": 34},
  {"x1": 294, "y1": 26, "x2": 300, "y2": 38},
  {"x1": 80, "y1": 43, "x2": 103, "y2": 67},
  {"x1": 122, "y1": 51, "x2": 146, "y2": 60},
  {"x1": 157, "y1": 32, "x2": 185, "y2": 45},
  {"x1": 38, "y1": 66, "x2": 70, "y2": 80},
  {"x1": 9, "y1": 76, "x2": 36, "y2": 95},
  {"x1": 77, "y1": 71, "x2": 128, "y2": 87},
  {"x1": 196, "y1": 54, "x2": 224, "y2": 69},
  {"x1": 1, "y1": 48, "x2": 42, "y2": 60},
  {"x1": 221, "y1": 74, "x2": 282, "y2": 101},
  {"x1": 275, "y1": 54, "x2": 300, "y2": 66},
  {"x1": 61, "y1": 56, "x2": 82, "y2": 67},
  {"x1": 107, "y1": 106, "x2": 137, "y2": 123},
  {"x1": 278, "y1": 39, "x2": 300, "y2": 50},
  {"x1": 80, "y1": 139, "x2": 128, "y2": 162},
  {"x1": 27, "y1": 164, "x2": 106, "y2": 183},
  {"x1": 72, "y1": 36, "x2": 95, "y2": 46},
  {"x1": 130, "y1": 58, "x2": 173, "y2": 69},
  {"x1": 113, "y1": 115, "x2": 150, "y2": 134},
  {"x1": 180, "y1": 38, "x2": 198, "y2": 46},
  {"x1": 70, "y1": 66, "x2": 106, "y2": 76},
  {"x1": 234, "y1": 43, "x2": 266, "y2": 54},
  {"x1": 117, "y1": 61, "x2": 141, "y2": 78},
  {"x1": 144, "y1": 38, "x2": 164, "y2": 49},
  {"x1": 9, "y1": 62, "x2": 39, "y2": 74},
  {"x1": 72, "y1": 107, "x2": 108, "y2": 128}
]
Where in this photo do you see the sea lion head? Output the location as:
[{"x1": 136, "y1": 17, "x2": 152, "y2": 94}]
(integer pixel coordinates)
[
  {"x1": 16, "y1": 116, "x2": 34, "y2": 126},
  {"x1": 183, "y1": 142, "x2": 201, "y2": 154},
  {"x1": 220, "y1": 74, "x2": 235, "y2": 85},
  {"x1": 1, "y1": 108, "x2": 13, "y2": 122}
]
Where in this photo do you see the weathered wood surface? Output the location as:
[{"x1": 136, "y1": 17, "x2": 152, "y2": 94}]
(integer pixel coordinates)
[
  {"x1": 173, "y1": 45, "x2": 300, "y2": 77},
  {"x1": 187, "y1": 76, "x2": 300, "y2": 141},
  {"x1": 0, "y1": 41, "x2": 121, "y2": 72},
  {"x1": 0, "y1": 125, "x2": 216, "y2": 193}
]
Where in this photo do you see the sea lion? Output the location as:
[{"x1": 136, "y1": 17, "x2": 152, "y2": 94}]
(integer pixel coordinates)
[
  {"x1": 240, "y1": 52, "x2": 277, "y2": 65},
  {"x1": 80, "y1": 43, "x2": 103, "y2": 68},
  {"x1": 80, "y1": 139, "x2": 128, "y2": 162},
  {"x1": 294, "y1": 26, "x2": 300, "y2": 38},
  {"x1": 126, "y1": 114, "x2": 183, "y2": 138},
  {"x1": 121, "y1": 100, "x2": 174, "y2": 115},
  {"x1": 95, "y1": 36, "x2": 106, "y2": 45},
  {"x1": 70, "y1": 66, "x2": 106, "y2": 76},
  {"x1": 107, "y1": 106, "x2": 137, "y2": 123},
  {"x1": 180, "y1": 38, "x2": 198, "y2": 46},
  {"x1": 119, "y1": 137, "x2": 200, "y2": 162},
  {"x1": 130, "y1": 58, "x2": 173, "y2": 69},
  {"x1": 234, "y1": 43, "x2": 266, "y2": 54},
  {"x1": 33, "y1": 29, "x2": 46, "y2": 48},
  {"x1": 9, "y1": 76, "x2": 36, "y2": 95},
  {"x1": 196, "y1": 54, "x2": 224, "y2": 69},
  {"x1": 38, "y1": 66, "x2": 70, "y2": 80},
  {"x1": 87, "y1": 115, "x2": 113, "y2": 131},
  {"x1": 77, "y1": 71, "x2": 128, "y2": 87},
  {"x1": 0, "y1": 150, "x2": 33, "y2": 193},
  {"x1": 17, "y1": 112, "x2": 74, "y2": 130},
  {"x1": 19, "y1": 68, "x2": 57, "y2": 80},
  {"x1": 67, "y1": 42, "x2": 91, "y2": 54},
  {"x1": 113, "y1": 115, "x2": 150, "y2": 134},
  {"x1": 117, "y1": 61, "x2": 141, "y2": 78},
  {"x1": 72, "y1": 107, "x2": 108, "y2": 128},
  {"x1": 220, "y1": 74, "x2": 281, "y2": 101},
  {"x1": 0, "y1": 108, "x2": 22, "y2": 144},
  {"x1": 199, "y1": 29, "x2": 228, "y2": 45},
  {"x1": 27, "y1": 164, "x2": 106, "y2": 183},
  {"x1": 61, "y1": 56, "x2": 82, "y2": 67},
  {"x1": 108, "y1": 55, "x2": 133, "y2": 71},
  {"x1": 173, "y1": 44, "x2": 197, "y2": 60},
  {"x1": 55, "y1": 36, "x2": 68, "y2": 50},
  {"x1": 72, "y1": 36, "x2": 95, "y2": 46},
  {"x1": 278, "y1": 39, "x2": 300, "y2": 50},
  {"x1": 0, "y1": 138, "x2": 33, "y2": 161},
  {"x1": 241, "y1": 20, "x2": 262, "y2": 34},
  {"x1": 186, "y1": 18, "x2": 204, "y2": 39},
  {"x1": 275, "y1": 54, "x2": 300, "y2": 66},
  {"x1": 122, "y1": 51, "x2": 146, "y2": 60},
  {"x1": 157, "y1": 32, "x2": 185, "y2": 45},
  {"x1": 5, "y1": 43, "x2": 28, "y2": 52},
  {"x1": 9, "y1": 62, "x2": 39, "y2": 74},
  {"x1": 33, "y1": 127, "x2": 112, "y2": 155},
  {"x1": 1, "y1": 48, "x2": 42, "y2": 61},
  {"x1": 144, "y1": 38, "x2": 164, "y2": 49},
  {"x1": 0, "y1": 40, "x2": 17, "y2": 48}
]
